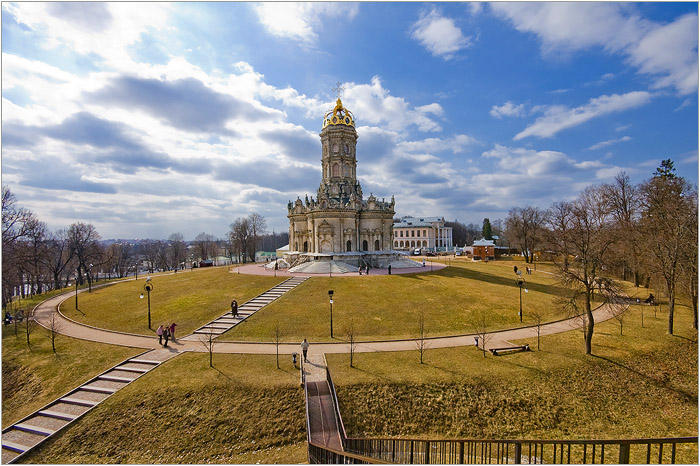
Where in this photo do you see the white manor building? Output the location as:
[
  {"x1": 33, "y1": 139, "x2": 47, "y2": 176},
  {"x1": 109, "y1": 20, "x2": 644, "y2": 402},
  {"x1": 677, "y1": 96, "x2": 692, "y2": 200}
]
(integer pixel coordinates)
[{"x1": 393, "y1": 216, "x2": 453, "y2": 251}]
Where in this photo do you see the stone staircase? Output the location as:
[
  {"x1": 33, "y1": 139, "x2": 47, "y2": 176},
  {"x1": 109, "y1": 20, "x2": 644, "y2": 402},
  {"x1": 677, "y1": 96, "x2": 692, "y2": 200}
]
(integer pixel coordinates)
[
  {"x1": 182, "y1": 277, "x2": 308, "y2": 339},
  {"x1": 1, "y1": 349, "x2": 177, "y2": 464}
]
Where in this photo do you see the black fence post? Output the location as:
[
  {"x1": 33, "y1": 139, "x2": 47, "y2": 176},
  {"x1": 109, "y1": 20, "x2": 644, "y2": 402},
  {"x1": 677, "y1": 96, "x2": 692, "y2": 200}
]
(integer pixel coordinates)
[
  {"x1": 514, "y1": 443, "x2": 522, "y2": 464},
  {"x1": 619, "y1": 444, "x2": 631, "y2": 464}
]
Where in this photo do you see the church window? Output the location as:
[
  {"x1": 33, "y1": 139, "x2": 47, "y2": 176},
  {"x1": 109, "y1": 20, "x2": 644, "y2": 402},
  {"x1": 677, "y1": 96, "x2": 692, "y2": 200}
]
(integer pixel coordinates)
[
  {"x1": 411, "y1": 230, "x2": 415, "y2": 237},
  {"x1": 362, "y1": 240, "x2": 368, "y2": 251},
  {"x1": 346, "y1": 240, "x2": 352, "y2": 252},
  {"x1": 343, "y1": 163, "x2": 350, "y2": 177},
  {"x1": 332, "y1": 163, "x2": 340, "y2": 177},
  {"x1": 344, "y1": 144, "x2": 350, "y2": 154},
  {"x1": 416, "y1": 230, "x2": 420, "y2": 237},
  {"x1": 333, "y1": 144, "x2": 339, "y2": 153},
  {"x1": 374, "y1": 239, "x2": 380, "y2": 251}
]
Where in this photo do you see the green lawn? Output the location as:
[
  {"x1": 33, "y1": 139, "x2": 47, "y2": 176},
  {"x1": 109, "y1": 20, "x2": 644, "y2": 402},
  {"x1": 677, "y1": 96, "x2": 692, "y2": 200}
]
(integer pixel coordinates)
[
  {"x1": 2, "y1": 323, "x2": 141, "y2": 428},
  {"x1": 222, "y1": 260, "x2": 570, "y2": 342},
  {"x1": 60, "y1": 267, "x2": 285, "y2": 336},
  {"x1": 21, "y1": 353, "x2": 307, "y2": 464},
  {"x1": 326, "y1": 301, "x2": 698, "y2": 463}
]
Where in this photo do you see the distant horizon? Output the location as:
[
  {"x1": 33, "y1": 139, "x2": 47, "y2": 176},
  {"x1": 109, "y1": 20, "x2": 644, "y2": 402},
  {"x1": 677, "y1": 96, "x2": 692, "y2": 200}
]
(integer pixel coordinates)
[{"x1": 3, "y1": 2, "x2": 697, "y2": 240}]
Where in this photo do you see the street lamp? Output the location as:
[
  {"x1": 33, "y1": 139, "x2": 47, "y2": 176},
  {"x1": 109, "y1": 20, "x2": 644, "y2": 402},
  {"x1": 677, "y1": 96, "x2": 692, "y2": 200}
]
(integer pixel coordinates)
[
  {"x1": 75, "y1": 268, "x2": 79, "y2": 310},
  {"x1": 516, "y1": 275, "x2": 528, "y2": 323},
  {"x1": 88, "y1": 263, "x2": 93, "y2": 293},
  {"x1": 329, "y1": 290, "x2": 334, "y2": 338},
  {"x1": 140, "y1": 277, "x2": 154, "y2": 329}
]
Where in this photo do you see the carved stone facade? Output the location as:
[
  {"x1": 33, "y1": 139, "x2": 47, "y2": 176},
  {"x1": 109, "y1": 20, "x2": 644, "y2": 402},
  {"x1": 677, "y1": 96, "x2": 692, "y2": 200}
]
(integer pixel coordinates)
[{"x1": 287, "y1": 99, "x2": 395, "y2": 258}]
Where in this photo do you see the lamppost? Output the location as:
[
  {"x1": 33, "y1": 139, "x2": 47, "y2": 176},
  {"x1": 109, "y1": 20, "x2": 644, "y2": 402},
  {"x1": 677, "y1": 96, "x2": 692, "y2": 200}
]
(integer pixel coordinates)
[
  {"x1": 88, "y1": 263, "x2": 93, "y2": 293},
  {"x1": 75, "y1": 268, "x2": 79, "y2": 310},
  {"x1": 329, "y1": 290, "x2": 334, "y2": 338},
  {"x1": 516, "y1": 276, "x2": 528, "y2": 323},
  {"x1": 140, "y1": 277, "x2": 154, "y2": 329}
]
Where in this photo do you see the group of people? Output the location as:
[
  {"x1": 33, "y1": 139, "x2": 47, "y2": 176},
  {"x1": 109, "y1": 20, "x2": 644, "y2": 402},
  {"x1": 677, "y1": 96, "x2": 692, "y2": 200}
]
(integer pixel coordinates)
[
  {"x1": 3, "y1": 310, "x2": 23, "y2": 325},
  {"x1": 156, "y1": 323, "x2": 177, "y2": 347}
]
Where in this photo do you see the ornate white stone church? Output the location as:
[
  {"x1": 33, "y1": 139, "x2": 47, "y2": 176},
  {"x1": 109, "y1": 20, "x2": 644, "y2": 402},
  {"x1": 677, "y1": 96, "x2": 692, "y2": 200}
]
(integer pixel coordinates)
[{"x1": 283, "y1": 98, "x2": 420, "y2": 273}]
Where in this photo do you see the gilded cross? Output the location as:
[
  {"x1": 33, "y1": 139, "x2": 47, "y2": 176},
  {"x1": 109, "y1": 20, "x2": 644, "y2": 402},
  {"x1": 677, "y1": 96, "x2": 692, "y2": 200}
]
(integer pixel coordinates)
[{"x1": 332, "y1": 81, "x2": 345, "y2": 100}]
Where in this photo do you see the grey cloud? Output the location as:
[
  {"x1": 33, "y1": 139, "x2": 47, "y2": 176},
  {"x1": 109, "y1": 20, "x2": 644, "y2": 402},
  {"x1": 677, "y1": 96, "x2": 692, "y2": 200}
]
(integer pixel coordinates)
[
  {"x1": 87, "y1": 76, "x2": 273, "y2": 134},
  {"x1": 6, "y1": 113, "x2": 212, "y2": 176},
  {"x1": 259, "y1": 127, "x2": 319, "y2": 163},
  {"x1": 46, "y1": 2, "x2": 113, "y2": 32},
  {"x1": 13, "y1": 156, "x2": 117, "y2": 194},
  {"x1": 214, "y1": 159, "x2": 319, "y2": 193}
]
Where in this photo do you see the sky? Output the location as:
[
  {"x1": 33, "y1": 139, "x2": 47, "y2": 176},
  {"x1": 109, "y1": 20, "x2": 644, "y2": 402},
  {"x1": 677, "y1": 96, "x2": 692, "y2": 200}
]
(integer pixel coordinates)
[{"x1": 2, "y1": 2, "x2": 698, "y2": 241}]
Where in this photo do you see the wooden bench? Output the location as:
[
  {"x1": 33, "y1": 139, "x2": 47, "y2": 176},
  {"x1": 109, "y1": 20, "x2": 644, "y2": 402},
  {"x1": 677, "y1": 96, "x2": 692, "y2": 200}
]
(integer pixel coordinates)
[{"x1": 490, "y1": 344, "x2": 530, "y2": 356}]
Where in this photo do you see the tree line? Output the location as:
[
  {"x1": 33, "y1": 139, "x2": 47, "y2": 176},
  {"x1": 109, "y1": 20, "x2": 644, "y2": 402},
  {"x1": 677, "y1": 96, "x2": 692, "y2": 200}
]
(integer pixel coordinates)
[
  {"x1": 1, "y1": 188, "x2": 286, "y2": 309},
  {"x1": 502, "y1": 160, "x2": 697, "y2": 353}
]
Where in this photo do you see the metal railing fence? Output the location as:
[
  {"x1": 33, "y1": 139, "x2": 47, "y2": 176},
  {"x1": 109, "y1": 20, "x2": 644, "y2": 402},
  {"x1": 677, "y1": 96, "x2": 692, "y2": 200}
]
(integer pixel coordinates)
[{"x1": 344, "y1": 437, "x2": 698, "y2": 464}]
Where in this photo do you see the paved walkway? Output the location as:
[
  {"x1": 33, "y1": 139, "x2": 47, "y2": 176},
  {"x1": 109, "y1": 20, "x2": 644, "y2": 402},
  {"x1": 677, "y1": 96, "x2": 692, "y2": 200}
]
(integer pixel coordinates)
[
  {"x1": 234, "y1": 260, "x2": 447, "y2": 277},
  {"x1": 32, "y1": 285, "x2": 622, "y2": 357}
]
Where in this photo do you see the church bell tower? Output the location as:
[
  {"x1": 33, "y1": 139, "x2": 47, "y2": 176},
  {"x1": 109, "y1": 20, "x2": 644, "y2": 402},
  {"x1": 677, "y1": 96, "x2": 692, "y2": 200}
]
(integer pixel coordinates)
[{"x1": 318, "y1": 98, "x2": 362, "y2": 204}]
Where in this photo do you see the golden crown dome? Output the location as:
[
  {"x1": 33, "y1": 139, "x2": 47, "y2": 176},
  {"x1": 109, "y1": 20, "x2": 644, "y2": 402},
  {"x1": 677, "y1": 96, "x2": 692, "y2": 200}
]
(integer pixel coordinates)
[{"x1": 323, "y1": 98, "x2": 355, "y2": 128}]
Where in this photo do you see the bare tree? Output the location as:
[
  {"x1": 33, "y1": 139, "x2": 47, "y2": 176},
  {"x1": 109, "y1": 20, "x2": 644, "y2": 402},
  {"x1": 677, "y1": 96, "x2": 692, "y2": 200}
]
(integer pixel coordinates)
[
  {"x1": 273, "y1": 323, "x2": 282, "y2": 369},
  {"x1": 45, "y1": 311, "x2": 63, "y2": 353},
  {"x1": 42, "y1": 229, "x2": 75, "y2": 289},
  {"x1": 198, "y1": 329, "x2": 216, "y2": 368},
  {"x1": 168, "y1": 233, "x2": 187, "y2": 270},
  {"x1": 529, "y1": 309, "x2": 545, "y2": 350},
  {"x1": 471, "y1": 309, "x2": 492, "y2": 358},
  {"x1": 21, "y1": 307, "x2": 35, "y2": 348},
  {"x1": 416, "y1": 309, "x2": 429, "y2": 364},
  {"x1": 194, "y1": 232, "x2": 217, "y2": 262},
  {"x1": 639, "y1": 160, "x2": 696, "y2": 334},
  {"x1": 345, "y1": 321, "x2": 359, "y2": 367},
  {"x1": 602, "y1": 172, "x2": 644, "y2": 286},
  {"x1": 545, "y1": 185, "x2": 621, "y2": 355},
  {"x1": 248, "y1": 213, "x2": 268, "y2": 260},
  {"x1": 505, "y1": 206, "x2": 546, "y2": 263},
  {"x1": 2, "y1": 187, "x2": 36, "y2": 308},
  {"x1": 229, "y1": 218, "x2": 252, "y2": 264},
  {"x1": 67, "y1": 222, "x2": 102, "y2": 291}
]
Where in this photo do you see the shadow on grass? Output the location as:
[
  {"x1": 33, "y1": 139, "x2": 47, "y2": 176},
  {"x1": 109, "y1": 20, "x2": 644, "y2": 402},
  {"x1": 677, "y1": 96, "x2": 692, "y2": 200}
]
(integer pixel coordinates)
[
  {"x1": 592, "y1": 354, "x2": 698, "y2": 403},
  {"x1": 400, "y1": 265, "x2": 571, "y2": 298},
  {"x1": 347, "y1": 364, "x2": 393, "y2": 383}
]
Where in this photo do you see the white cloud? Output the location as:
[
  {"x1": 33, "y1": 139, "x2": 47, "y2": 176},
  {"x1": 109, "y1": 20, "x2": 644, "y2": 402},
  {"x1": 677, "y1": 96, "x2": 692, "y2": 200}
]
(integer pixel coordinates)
[
  {"x1": 411, "y1": 8, "x2": 471, "y2": 60},
  {"x1": 514, "y1": 91, "x2": 652, "y2": 140},
  {"x1": 253, "y1": 3, "x2": 358, "y2": 45},
  {"x1": 3, "y1": 3, "x2": 171, "y2": 70},
  {"x1": 588, "y1": 136, "x2": 632, "y2": 151},
  {"x1": 490, "y1": 101, "x2": 526, "y2": 118},
  {"x1": 343, "y1": 76, "x2": 444, "y2": 133},
  {"x1": 490, "y1": 3, "x2": 698, "y2": 95}
]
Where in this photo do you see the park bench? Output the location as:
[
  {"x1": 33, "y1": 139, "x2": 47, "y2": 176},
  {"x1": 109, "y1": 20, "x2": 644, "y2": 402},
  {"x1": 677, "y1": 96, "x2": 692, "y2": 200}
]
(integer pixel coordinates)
[{"x1": 490, "y1": 344, "x2": 530, "y2": 356}]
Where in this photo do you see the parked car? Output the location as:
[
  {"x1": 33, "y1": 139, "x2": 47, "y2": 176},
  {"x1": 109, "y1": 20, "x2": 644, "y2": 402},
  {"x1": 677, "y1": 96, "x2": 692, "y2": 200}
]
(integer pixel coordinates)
[
  {"x1": 455, "y1": 251, "x2": 462, "y2": 256},
  {"x1": 413, "y1": 248, "x2": 422, "y2": 255},
  {"x1": 425, "y1": 252, "x2": 437, "y2": 257}
]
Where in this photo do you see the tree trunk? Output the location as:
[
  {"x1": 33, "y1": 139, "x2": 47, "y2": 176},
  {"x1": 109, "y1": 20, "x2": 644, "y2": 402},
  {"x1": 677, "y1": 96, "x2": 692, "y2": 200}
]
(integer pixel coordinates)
[
  {"x1": 667, "y1": 283, "x2": 675, "y2": 335},
  {"x1": 691, "y1": 275, "x2": 698, "y2": 330},
  {"x1": 585, "y1": 291, "x2": 594, "y2": 355}
]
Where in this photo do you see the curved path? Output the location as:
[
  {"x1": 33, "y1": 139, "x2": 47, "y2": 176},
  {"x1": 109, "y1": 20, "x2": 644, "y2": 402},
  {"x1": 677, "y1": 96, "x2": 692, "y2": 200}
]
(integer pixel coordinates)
[{"x1": 31, "y1": 280, "x2": 623, "y2": 357}]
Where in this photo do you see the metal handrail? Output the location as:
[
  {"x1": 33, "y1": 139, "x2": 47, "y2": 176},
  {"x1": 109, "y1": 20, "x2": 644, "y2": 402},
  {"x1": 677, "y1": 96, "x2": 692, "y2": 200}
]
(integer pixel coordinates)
[
  {"x1": 325, "y1": 365, "x2": 348, "y2": 444},
  {"x1": 343, "y1": 436, "x2": 698, "y2": 464}
]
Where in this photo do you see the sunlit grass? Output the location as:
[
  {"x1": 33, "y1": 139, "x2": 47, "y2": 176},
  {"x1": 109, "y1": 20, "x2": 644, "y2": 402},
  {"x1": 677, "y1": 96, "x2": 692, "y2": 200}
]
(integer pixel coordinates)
[
  {"x1": 326, "y1": 302, "x2": 697, "y2": 463},
  {"x1": 60, "y1": 267, "x2": 285, "y2": 336},
  {"x1": 223, "y1": 260, "x2": 569, "y2": 342},
  {"x1": 22, "y1": 353, "x2": 307, "y2": 464},
  {"x1": 2, "y1": 326, "x2": 140, "y2": 428}
]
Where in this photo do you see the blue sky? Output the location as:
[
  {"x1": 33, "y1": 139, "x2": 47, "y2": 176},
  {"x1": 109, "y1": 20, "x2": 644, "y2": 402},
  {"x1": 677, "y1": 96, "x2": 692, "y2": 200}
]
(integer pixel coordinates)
[{"x1": 2, "y1": 2, "x2": 697, "y2": 240}]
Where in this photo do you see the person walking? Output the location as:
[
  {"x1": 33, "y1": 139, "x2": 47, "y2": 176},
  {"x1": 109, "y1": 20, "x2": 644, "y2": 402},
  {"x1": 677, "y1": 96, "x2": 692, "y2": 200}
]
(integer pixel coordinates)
[
  {"x1": 301, "y1": 338, "x2": 310, "y2": 362},
  {"x1": 156, "y1": 325, "x2": 164, "y2": 345},
  {"x1": 231, "y1": 299, "x2": 238, "y2": 318},
  {"x1": 388, "y1": 264, "x2": 392, "y2": 275},
  {"x1": 163, "y1": 324, "x2": 170, "y2": 347},
  {"x1": 169, "y1": 322, "x2": 177, "y2": 341}
]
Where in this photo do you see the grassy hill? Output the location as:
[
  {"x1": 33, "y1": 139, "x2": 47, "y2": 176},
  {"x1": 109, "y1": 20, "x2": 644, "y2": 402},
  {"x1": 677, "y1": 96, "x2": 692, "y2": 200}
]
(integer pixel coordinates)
[
  {"x1": 20, "y1": 353, "x2": 307, "y2": 464},
  {"x1": 327, "y1": 303, "x2": 698, "y2": 463}
]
